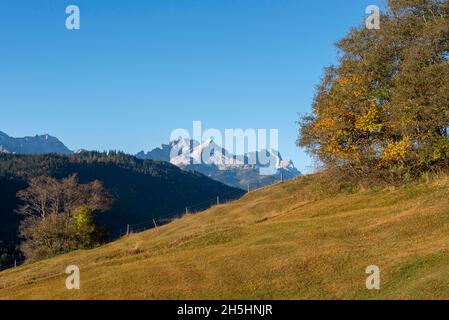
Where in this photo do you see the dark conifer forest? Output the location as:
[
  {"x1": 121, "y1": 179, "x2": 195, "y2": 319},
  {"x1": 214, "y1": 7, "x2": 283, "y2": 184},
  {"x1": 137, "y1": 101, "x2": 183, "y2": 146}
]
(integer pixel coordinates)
[{"x1": 0, "y1": 152, "x2": 244, "y2": 268}]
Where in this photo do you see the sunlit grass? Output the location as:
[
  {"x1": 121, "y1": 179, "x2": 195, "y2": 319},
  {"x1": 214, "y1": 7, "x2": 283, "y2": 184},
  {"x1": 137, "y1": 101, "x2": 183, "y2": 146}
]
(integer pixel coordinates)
[{"x1": 1, "y1": 174, "x2": 449, "y2": 299}]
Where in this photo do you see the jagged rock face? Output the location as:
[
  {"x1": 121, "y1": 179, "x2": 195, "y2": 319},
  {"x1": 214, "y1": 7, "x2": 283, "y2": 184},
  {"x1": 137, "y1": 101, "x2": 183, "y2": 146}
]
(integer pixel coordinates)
[
  {"x1": 0, "y1": 131, "x2": 72, "y2": 155},
  {"x1": 137, "y1": 139, "x2": 302, "y2": 189}
]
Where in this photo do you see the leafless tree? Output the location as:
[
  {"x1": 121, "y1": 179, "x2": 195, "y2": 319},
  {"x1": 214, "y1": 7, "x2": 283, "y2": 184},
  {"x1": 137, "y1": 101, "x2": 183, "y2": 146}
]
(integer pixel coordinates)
[
  {"x1": 16, "y1": 175, "x2": 114, "y2": 261},
  {"x1": 16, "y1": 174, "x2": 113, "y2": 219}
]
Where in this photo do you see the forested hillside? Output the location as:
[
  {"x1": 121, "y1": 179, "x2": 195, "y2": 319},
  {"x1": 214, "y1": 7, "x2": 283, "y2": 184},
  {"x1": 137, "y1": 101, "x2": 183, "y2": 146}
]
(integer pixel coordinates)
[{"x1": 0, "y1": 152, "x2": 244, "y2": 268}]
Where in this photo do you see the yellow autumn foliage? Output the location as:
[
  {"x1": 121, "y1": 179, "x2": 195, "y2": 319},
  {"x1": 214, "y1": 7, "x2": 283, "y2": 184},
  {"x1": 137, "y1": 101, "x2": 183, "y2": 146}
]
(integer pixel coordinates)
[
  {"x1": 324, "y1": 129, "x2": 360, "y2": 161},
  {"x1": 355, "y1": 101, "x2": 383, "y2": 133},
  {"x1": 336, "y1": 75, "x2": 367, "y2": 98},
  {"x1": 337, "y1": 75, "x2": 363, "y2": 87},
  {"x1": 313, "y1": 117, "x2": 336, "y2": 130},
  {"x1": 73, "y1": 206, "x2": 93, "y2": 230},
  {"x1": 382, "y1": 137, "x2": 411, "y2": 163}
]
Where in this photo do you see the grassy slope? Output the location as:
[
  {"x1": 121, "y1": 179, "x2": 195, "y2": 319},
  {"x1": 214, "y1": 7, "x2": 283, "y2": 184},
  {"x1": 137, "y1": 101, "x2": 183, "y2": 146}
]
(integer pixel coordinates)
[{"x1": 1, "y1": 174, "x2": 449, "y2": 300}]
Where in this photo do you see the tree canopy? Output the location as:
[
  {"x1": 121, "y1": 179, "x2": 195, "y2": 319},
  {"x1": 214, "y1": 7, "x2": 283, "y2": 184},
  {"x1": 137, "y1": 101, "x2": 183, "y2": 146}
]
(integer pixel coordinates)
[{"x1": 299, "y1": 0, "x2": 449, "y2": 180}]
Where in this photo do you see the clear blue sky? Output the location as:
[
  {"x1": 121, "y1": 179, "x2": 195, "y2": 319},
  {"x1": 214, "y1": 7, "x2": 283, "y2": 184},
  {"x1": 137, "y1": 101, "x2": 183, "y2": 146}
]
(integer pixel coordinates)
[{"x1": 0, "y1": 0, "x2": 381, "y2": 173}]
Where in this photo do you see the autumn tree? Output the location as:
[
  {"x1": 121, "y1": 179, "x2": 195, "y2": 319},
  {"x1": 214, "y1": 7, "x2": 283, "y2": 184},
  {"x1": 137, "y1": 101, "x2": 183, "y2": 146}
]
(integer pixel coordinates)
[
  {"x1": 16, "y1": 175, "x2": 113, "y2": 261},
  {"x1": 299, "y1": 0, "x2": 449, "y2": 179}
]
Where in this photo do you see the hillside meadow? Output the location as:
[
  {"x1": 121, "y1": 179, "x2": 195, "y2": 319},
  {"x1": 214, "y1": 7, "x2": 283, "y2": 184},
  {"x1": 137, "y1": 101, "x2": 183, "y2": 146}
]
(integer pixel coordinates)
[{"x1": 1, "y1": 174, "x2": 449, "y2": 299}]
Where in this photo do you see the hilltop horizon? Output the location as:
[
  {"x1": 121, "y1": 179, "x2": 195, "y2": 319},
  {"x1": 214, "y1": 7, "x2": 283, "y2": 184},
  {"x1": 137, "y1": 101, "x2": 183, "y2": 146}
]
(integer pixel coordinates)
[{"x1": 0, "y1": 130, "x2": 302, "y2": 189}]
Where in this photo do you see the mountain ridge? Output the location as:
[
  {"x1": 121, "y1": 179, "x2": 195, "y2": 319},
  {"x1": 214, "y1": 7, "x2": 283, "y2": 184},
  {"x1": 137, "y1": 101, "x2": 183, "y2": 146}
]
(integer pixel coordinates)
[
  {"x1": 0, "y1": 131, "x2": 301, "y2": 189},
  {"x1": 0, "y1": 131, "x2": 72, "y2": 155},
  {"x1": 136, "y1": 139, "x2": 302, "y2": 189}
]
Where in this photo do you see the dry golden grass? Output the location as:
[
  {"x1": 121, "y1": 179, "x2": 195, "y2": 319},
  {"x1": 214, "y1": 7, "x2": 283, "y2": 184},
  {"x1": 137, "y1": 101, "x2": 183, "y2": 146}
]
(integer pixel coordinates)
[{"x1": 1, "y1": 174, "x2": 449, "y2": 300}]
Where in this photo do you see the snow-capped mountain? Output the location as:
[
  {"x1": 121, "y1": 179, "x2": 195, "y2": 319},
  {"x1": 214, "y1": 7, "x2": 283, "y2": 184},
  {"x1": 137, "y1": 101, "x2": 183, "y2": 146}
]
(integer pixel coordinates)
[
  {"x1": 136, "y1": 139, "x2": 302, "y2": 190},
  {"x1": 245, "y1": 149, "x2": 302, "y2": 178},
  {"x1": 169, "y1": 138, "x2": 245, "y2": 169},
  {"x1": 136, "y1": 139, "x2": 191, "y2": 162},
  {"x1": 0, "y1": 131, "x2": 73, "y2": 155},
  {"x1": 0, "y1": 130, "x2": 301, "y2": 190}
]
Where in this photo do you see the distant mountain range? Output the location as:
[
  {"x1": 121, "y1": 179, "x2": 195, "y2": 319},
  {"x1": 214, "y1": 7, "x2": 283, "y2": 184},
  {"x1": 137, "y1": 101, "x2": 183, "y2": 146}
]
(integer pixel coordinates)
[
  {"x1": 0, "y1": 131, "x2": 72, "y2": 155},
  {"x1": 136, "y1": 139, "x2": 301, "y2": 189},
  {"x1": 0, "y1": 131, "x2": 301, "y2": 189}
]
